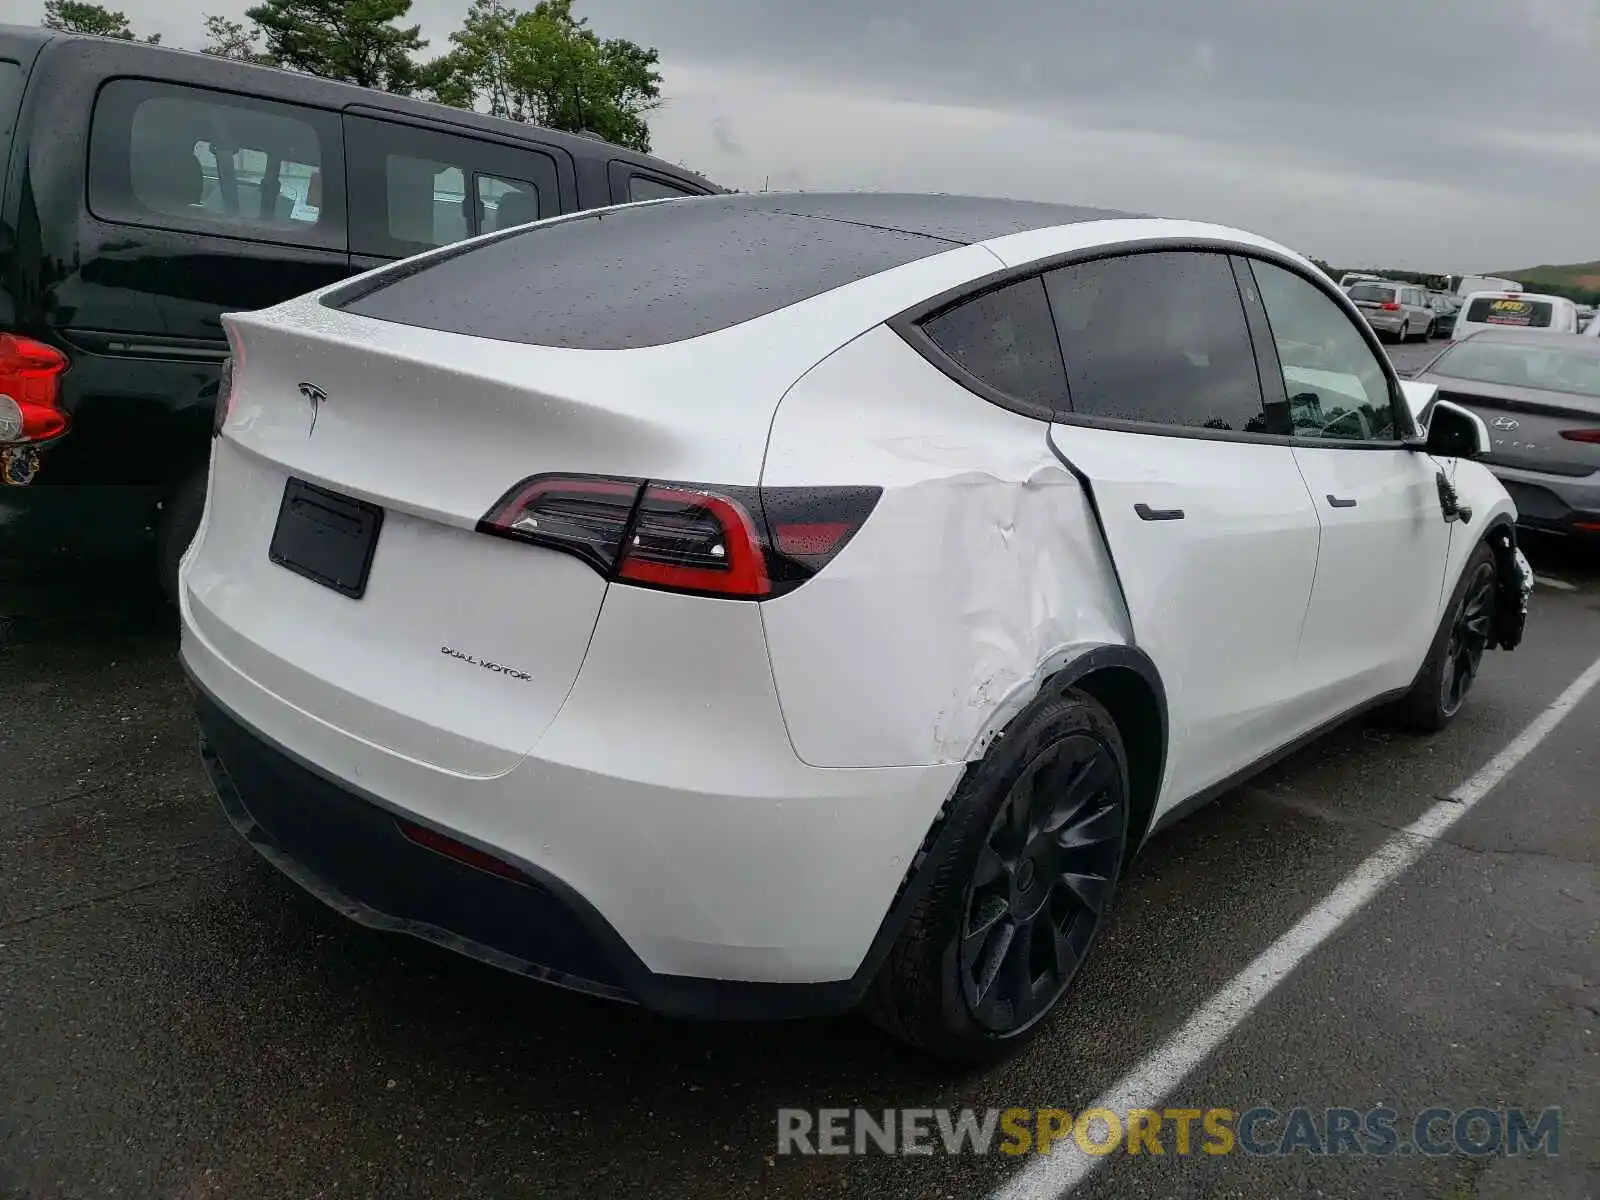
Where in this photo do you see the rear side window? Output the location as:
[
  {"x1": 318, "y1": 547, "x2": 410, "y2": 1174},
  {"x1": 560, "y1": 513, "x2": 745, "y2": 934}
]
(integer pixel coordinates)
[
  {"x1": 628, "y1": 174, "x2": 699, "y2": 202},
  {"x1": 1465, "y1": 297, "x2": 1553, "y2": 328},
  {"x1": 87, "y1": 79, "x2": 342, "y2": 250},
  {"x1": 1347, "y1": 283, "x2": 1396, "y2": 303},
  {"x1": 345, "y1": 115, "x2": 557, "y2": 258},
  {"x1": 921, "y1": 277, "x2": 1066, "y2": 415},
  {"x1": 1045, "y1": 251, "x2": 1272, "y2": 433},
  {"x1": 333, "y1": 199, "x2": 950, "y2": 349}
]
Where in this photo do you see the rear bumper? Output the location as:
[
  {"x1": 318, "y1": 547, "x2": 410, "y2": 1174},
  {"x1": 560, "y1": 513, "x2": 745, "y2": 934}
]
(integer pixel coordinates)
[
  {"x1": 182, "y1": 579, "x2": 962, "y2": 1016},
  {"x1": 1361, "y1": 310, "x2": 1405, "y2": 333},
  {"x1": 1492, "y1": 467, "x2": 1600, "y2": 537}
]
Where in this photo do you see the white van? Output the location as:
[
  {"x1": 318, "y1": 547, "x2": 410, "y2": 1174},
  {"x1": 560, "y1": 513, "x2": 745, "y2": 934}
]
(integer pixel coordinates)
[{"x1": 1451, "y1": 291, "x2": 1579, "y2": 340}]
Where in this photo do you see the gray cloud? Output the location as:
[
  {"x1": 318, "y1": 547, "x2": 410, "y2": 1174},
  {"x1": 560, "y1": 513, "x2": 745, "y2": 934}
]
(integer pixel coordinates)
[{"x1": 96, "y1": 0, "x2": 1600, "y2": 269}]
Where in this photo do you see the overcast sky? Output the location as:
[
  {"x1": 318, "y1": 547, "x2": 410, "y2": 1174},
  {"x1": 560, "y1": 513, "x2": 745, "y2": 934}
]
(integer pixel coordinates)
[{"x1": 97, "y1": 0, "x2": 1600, "y2": 271}]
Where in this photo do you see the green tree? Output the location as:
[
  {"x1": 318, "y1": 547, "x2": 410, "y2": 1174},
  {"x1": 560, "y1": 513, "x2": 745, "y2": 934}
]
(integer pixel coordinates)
[
  {"x1": 429, "y1": 1, "x2": 662, "y2": 151},
  {"x1": 244, "y1": 0, "x2": 427, "y2": 93},
  {"x1": 200, "y1": 13, "x2": 266, "y2": 61},
  {"x1": 42, "y1": 0, "x2": 160, "y2": 41}
]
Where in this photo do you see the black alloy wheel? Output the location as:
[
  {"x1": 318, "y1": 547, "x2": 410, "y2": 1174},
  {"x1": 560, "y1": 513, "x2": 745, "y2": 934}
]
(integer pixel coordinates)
[
  {"x1": 959, "y1": 733, "x2": 1126, "y2": 1035},
  {"x1": 1440, "y1": 560, "x2": 1496, "y2": 718}
]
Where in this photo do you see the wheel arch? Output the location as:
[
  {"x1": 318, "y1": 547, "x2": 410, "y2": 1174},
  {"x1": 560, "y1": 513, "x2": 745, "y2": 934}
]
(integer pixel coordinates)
[{"x1": 1032, "y1": 645, "x2": 1169, "y2": 867}]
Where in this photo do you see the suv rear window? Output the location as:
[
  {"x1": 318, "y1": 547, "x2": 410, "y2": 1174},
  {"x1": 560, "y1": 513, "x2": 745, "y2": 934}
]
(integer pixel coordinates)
[
  {"x1": 1464, "y1": 297, "x2": 1554, "y2": 328},
  {"x1": 334, "y1": 199, "x2": 952, "y2": 349},
  {"x1": 1347, "y1": 284, "x2": 1396, "y2": 303}
]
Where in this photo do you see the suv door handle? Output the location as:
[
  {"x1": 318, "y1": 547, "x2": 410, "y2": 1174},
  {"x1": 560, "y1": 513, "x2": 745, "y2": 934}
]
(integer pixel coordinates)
[
  {"x1": 1326, "y1": 495, "x2": 1358, "y2": 508},
  {"x1": 1134, "y1": 503, "x2": 1185, "y2": 521}
]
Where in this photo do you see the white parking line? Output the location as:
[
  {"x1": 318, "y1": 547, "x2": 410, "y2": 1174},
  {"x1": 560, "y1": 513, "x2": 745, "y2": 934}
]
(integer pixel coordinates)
[{"x1": 990, "y1": 651, "x2": 1600, "y2": 1200}]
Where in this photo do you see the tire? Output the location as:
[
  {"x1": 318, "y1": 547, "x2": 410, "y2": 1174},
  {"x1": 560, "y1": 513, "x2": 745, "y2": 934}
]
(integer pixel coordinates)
[
  {"x1": 1399, "y1": 321, "x2": 1411, "y2": 343},
  {"x1": 156, "y1": 466, "x2": 208, "y2": 609},
  {"x1": 1392, "y1": 541, "x2": 1497, "y2": 733},
  {"x1": 1424, "y1": 319, "x2": 1436, "y2": 339},
  {"x1": 864, "y1": 687, "x2": 1131, "y2": 1062}
]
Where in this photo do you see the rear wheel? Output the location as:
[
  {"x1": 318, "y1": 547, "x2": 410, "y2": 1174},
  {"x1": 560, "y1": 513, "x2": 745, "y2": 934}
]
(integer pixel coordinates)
[
  {"x1": 156, "y1": 466, "x2": 207, "y2": 609},
  {"x1": 1399, "y1": 320, "x2": 1411, "y2": 343},
  {"x1": 865, "y1": 688, "x2": 1130, "y2": 1062},
  {"x1": 1393, "y1": 542, "x2": 1497, "y2": 732}
]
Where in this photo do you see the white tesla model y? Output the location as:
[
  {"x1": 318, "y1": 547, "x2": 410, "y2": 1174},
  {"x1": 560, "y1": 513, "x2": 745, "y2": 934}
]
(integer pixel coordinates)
[{"x1": 181, "y1": 193, "x2": 1532, "y2": 1061}]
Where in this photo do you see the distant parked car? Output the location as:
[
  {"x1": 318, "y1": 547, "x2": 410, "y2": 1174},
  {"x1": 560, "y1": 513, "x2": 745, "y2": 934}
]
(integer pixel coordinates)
[
  {"x1": 1413, "y1": 329, "x2": 1600, "y2": 540},
  {"x1": 1451, "y1": 292, "x2": 1581, "y2": 341},
  {"x1": 0, "y1": 23, "x2": 724, "y2": 601},
  {"x1": 1338, "y1": 271, "x2": 1384, "y2": 289},
  {"x1": 1345, "y1": 281, "x2": 1434, "y2": 342},
  {"x1": 1426, "y1": 292, "x2": 1460, "y2": 338}
]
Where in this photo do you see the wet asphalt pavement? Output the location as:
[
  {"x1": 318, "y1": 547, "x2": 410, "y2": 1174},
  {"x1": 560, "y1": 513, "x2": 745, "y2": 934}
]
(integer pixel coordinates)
[{"x1": 2, "y1": 390, "x2": 1597, "y2": 1196}]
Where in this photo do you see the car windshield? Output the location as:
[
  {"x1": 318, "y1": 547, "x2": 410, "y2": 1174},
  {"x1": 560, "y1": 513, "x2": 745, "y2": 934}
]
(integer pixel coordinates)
[
  {"x1": 1347, "y1": 284, "x2": 1395, "y2": 303},
  {"x1": 1430, "y1": 339, "x2": 1600, "y2": 397}
]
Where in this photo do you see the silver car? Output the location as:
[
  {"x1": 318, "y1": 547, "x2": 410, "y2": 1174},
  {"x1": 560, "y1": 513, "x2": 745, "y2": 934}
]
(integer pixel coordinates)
[
  {"x1": 1345, "y1": 280, "x2": 1434, "y2": 342},
  {"x1": 1413, "y1": 329, "x2": 1600, "y2": 539}
]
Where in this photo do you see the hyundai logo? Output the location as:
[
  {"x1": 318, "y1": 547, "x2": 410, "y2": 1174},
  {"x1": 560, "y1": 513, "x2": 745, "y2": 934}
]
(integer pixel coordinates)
[
  {"x1": 298, "y1": 381, "x2": 328, "y2": 435},
  {"x1": 1491, "y1": 416, "x2": 1520, "y2": 431}
]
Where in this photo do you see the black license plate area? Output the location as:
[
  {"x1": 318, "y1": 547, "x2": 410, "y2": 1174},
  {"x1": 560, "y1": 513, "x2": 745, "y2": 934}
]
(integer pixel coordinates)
[{"x1": 269, "y1": 478, "x2": 384, "y2": 599}]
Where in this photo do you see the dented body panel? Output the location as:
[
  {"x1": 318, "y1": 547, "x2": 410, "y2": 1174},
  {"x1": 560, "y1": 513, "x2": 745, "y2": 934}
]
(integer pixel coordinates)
[{"x1": 760, "y1": 326, "x2": 1130, "y2": 769}]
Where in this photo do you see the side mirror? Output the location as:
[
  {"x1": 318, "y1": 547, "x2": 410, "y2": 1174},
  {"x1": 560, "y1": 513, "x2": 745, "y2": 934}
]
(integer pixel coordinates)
[{"x1": 1424, "y1": 399, "x2": 1490, "y2": 459}]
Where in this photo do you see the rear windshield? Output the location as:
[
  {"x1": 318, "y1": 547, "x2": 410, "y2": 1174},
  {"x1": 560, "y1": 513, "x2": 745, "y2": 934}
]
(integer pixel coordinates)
[
  {"x1": 333, "y1": 199, "x2": 954, "y2": 349},
  {"x1": 1432, "y1": 340, "x2": 1600, "y2": 398},
  {"x1": 1464, "y1": 297, "x2": 1553, "y2": 328},
  {"x1": 1347, "y1": 284, "x2": 1396, "y2": 303}
]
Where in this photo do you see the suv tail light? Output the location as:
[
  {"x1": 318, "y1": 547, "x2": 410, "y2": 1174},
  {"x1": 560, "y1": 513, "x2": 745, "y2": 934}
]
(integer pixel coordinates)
[
  {"x1": 1559, "y1": 429, "x2": 1600, "y2": 444},
  {"x1": 1380, "y1": 302, "x2": 1401, "y2": 311},
  {"x1": 0, "y1": 334, "x2": 69, "y2": 444},
  {"x1": 478, "y1": 474, "x2": 881, "y2": 599}
]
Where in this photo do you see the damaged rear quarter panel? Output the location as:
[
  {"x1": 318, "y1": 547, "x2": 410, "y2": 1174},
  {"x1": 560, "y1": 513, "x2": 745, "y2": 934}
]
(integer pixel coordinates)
[{"x1": 758, "y1": 325, "x2": 1132, "y2": 769}]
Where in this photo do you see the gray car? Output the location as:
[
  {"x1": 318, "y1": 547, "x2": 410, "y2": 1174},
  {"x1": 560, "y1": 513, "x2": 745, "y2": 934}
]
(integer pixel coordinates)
[
  {"x1": 1345, "y1": 280, "x2": 1434, "y2": 342},
  {"x1": 1412, "y1": 328, "x2": 1600, "y2": 539}
]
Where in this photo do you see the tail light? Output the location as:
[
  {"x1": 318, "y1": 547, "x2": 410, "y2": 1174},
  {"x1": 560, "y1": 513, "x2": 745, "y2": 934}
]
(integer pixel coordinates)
[
  {"x1": 0, "y1": 334, "x2": 69, "y2": 444},
  {"x1": 478, "y1": 474, "x2": 880, "y2": 599},
  {"x1": 1380, "y1": 302, "x2": 1401, "y2": 311},
  {"x1": 1559, "y1": 429, "x2": 1600, "y2": 444}
]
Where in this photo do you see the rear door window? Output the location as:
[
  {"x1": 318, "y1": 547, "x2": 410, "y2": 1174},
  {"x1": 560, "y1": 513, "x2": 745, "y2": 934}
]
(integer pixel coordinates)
[
  {"x1": 1464, "y1": 297, "x2": 1554, "y2": 328},
  {"x1": 920, "y1": 277, "x2": 1067, "y2": 416},
  {"x1": 87, "y1": 79, "x2": 343, "y2": 249},
  {"x1": 345, "y1": 115, "x2": 558, "y2": 258},
  {"x1": 1045, "y1": 250, "x2": 1276, "y2": 433}
]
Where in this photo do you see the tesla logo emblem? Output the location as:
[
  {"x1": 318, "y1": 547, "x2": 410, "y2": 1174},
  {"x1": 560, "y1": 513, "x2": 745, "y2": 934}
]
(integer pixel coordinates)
[
  {"x1": 1491, "y1": 416, "x2": 1520, "y2": 431},
  {"x1": 298, "y1": 382, "x2": 328, "y2": 435}
]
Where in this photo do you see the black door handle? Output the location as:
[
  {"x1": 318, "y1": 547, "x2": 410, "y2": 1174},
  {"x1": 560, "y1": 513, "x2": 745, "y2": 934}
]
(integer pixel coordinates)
[
  {"x1": 1326, "y1": 495, "x2": 1358, "y2": 508},
  {"x1": 1134, "y1": 502, "x2": 1185, "y2": 522}
]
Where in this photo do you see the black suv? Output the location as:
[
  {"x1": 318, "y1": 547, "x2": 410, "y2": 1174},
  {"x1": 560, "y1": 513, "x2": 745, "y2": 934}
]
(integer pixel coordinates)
[{"x1": 0, "y1": 25, "x2": 723, "y2": 597}]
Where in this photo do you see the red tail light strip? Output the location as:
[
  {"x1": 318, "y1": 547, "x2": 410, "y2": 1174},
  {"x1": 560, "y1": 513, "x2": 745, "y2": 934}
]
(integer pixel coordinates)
[{"x1": 477, "y1": 473, "x2": 880, "y2": 600}]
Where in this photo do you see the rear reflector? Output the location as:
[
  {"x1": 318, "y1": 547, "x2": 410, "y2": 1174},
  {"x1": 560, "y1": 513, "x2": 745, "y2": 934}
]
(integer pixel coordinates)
[
  {"x1": 396, "y1": 819, "x2": 532, "y2": 885},
  {"x1": 478, "y1": 474, "x2": 880, "y2": 599},
  {"x1": 1559, "y1": 429, "x2": 1600, "y2": 444},
  {"x1": 0, "y1": 334, "x2": 69, "y2": 444}
]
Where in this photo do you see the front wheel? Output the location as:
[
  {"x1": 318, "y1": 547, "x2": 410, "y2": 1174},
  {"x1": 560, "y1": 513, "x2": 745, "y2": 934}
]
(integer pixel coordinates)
[
  {"x1": 864, "y1": 688, "x2": 1130, "y2": 1062},
  {"x1": 1392, "y1": 542, "x2": 1497, "y2": 732}
]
